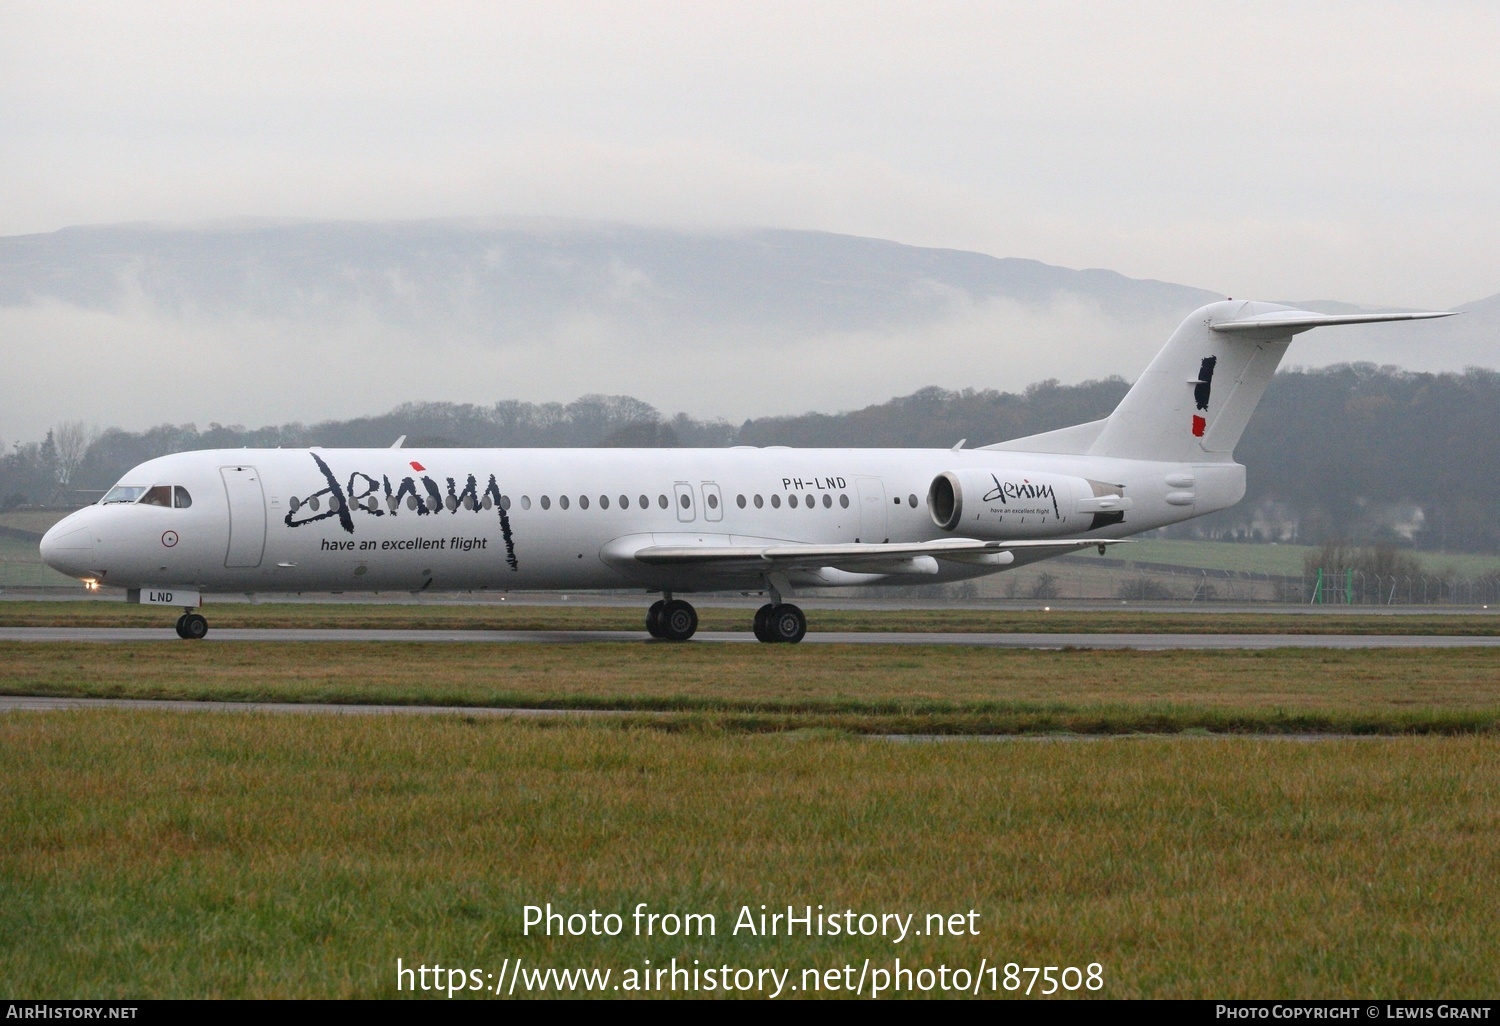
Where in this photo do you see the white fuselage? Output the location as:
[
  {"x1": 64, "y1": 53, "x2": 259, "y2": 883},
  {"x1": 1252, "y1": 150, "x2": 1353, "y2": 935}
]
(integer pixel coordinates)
[{"x1": 40, "y1": 445, "x2": 1243, "y2": 596}]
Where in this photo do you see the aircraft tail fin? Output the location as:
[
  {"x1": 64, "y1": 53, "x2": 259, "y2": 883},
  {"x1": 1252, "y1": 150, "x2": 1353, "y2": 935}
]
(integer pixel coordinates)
[{"x1": 1082, "y1": 301, "x2": 1451, "y2": 462}]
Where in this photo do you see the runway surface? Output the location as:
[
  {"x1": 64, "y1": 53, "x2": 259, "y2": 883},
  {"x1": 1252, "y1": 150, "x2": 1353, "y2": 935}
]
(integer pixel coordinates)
[{"x1": 2, "y1": 626, "x2": 1498, "y2": 648}]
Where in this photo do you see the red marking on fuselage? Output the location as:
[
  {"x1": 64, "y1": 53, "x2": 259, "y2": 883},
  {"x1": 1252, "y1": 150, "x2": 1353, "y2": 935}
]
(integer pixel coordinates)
[
  {"x1": 1191, "y1": 415, "x2": 1206, "y2": 437},
  {"x1": 409, "y1": 461, "x2": 426, "y2": 472}
]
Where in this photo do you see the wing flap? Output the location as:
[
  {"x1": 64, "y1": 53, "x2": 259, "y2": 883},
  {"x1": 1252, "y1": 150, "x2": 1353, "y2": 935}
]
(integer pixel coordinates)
[{"x1": 629, "y1": 537, "x2": 1124, "y2": 572}]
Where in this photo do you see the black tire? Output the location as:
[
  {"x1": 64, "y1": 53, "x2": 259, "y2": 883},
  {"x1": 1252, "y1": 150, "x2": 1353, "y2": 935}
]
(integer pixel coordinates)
[
  {"x1": 181, "y1": 613, "x2": 209, "y2": 640},
  {"x1": 174, "y1": 613, "x2": 190, "y2": 639},
  {"x1": 660, "y1": 599, "x2": 698, "y2": 642},
  {"x1": 769, "y1": 603, "x2": 806, "y2": 644},
  {"x1": 753, "y1": 603, "x2": 777, "y2": 643},
  {"x1": 645, "y1": 600, "x2": 666, "y2": 638}
]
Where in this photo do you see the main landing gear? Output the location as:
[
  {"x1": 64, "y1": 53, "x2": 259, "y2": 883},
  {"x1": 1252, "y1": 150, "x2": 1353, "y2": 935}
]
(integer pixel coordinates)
[
  {"x1": 643, "y1": 592, "x2": 807, "y2": 644},
  {"x1": 753, "y1": 602, "x2": 806, "y2": 644},
  {"x1": 646, "y1": 596, "x2": 699, "y2": 641},
  {"x1": 174, "y1": 610, "x2": 208, "y2": 640}
]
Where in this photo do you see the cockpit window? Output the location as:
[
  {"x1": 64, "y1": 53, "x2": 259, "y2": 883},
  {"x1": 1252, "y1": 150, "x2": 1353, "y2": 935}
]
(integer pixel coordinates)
[
  {"x1": 101, "y1": 484, "x2": 193, "y2": 507},
  {"x1": 102, "y1": 485, "x2": 148, "y2": 504}
]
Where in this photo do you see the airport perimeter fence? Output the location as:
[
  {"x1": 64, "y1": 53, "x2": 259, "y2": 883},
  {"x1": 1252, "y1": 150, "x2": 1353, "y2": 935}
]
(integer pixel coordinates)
[{"x1": 916, "y1": 560, "x2": 1500, "y2": 606}]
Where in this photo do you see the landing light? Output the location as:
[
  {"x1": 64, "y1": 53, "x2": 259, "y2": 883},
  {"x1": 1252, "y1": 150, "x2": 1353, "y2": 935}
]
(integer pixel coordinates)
[{"x1": 83, "y1": 580, "x2": 99, "y2": 591}]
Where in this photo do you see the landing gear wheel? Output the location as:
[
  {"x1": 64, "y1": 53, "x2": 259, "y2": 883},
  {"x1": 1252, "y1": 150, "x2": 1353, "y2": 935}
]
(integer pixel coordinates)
[
  {"x1": 769, "y1": 603, "x2": 806, "y2": 644},
  {"x1": 753, "y1": 603, "x2": 777, "y2": 643},
  {"x1": 645, "y1": 600, "x2": 667, "y2": 638},
  {"x1": 179, "y1": 613, "x2": 208, "y2": 640},
  {"x1": 659, "y1": 599, "x2": 698, "y2": 642},
  {"x1": 174, "y1": 613, "x2": 190, "y2": 638}
]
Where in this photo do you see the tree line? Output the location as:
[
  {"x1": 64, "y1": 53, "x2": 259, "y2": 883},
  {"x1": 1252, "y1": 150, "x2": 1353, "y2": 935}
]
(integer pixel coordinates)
[{"x1": 4, "y1": 363, "x2": 1497, "y2": 552}]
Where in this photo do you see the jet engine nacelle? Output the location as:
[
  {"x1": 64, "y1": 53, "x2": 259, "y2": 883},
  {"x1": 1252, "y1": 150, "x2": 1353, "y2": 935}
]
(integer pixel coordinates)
[{"x1": 927, "y1": 469, "x2": 1128, "y2": 539}]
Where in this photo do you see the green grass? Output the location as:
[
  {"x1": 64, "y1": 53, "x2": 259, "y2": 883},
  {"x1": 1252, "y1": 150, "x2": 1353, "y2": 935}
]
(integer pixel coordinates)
[
  {"x1": 2, "y1": 599, "x2": 1499, "y2": 634},
  {"x1": 0, "y1": 510, "x2": 70, "y2": 535},
  {"x1": 2, "y1": 713, "x2": 1497, "y2": 998},
  {"x1": 0, "y1": 541, "x2": 77, "y2": 587},
  {"x1": 5, "y1": 642, "x2": 1500, "y2": 736}
]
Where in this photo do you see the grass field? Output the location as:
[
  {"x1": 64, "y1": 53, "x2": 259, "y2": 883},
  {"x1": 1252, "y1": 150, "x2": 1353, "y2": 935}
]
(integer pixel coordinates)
[
  {"x1": 2, "y1": 599, "x2": 1498, "y2": 635},
  {"x1": 2, "y1": 712, "x2": 1496, "y2": 998},
  {"x1": 4, "y1": 642, "x2": 1499, "y2": 736}
]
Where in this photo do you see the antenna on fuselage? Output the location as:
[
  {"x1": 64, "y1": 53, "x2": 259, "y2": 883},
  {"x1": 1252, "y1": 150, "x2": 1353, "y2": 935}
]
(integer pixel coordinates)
[{"x1": 391, "y1": 435, "x2": 406, "y2": 449}]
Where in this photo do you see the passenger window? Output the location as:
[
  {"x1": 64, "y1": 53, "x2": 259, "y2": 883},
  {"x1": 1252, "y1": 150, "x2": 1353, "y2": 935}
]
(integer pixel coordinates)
[
  {"x1": 679, "y1": 493, "x2": 690, "y2": 509},
  {"x1": 289, "y1": 496, "x2": 301, "y2": 513},
  {"x1": 707, "y1": 493, "x2": 718, "y2": 510},
  {"x1": 578, "y1": 495, "x2": 589, "y2": 510},
  {"x1": 822, "y1": 494, "x2": 831, "y2": 508},
  {"x1": 909, "y1": 494, "x2": 918, "y2": 507},
  {"x1": 805, "y1": 494, "x2": 814, "y2": 510},
  {"x1": 658, "y1": 495, "x2": 668, "y2": 509},
  {"x1": 500, "y1": 495, "x2": 511, "y2": 510},
  {"x1": 312, "y1": 496, "x2": 323, "y2": 511},
  {"x1": 840, "y1": 494, "x2": 850, "y2": 508},
  {"x1": 521, "y1": 496, "x2": 532, "y2": 510},
  {"x1": 788, "y1": 494, "x2": 798, "y2": 509},
  {"x1": 405, "y1": 496, "x2": 417, "y2": 511},
  {"x1": 736, "y1": 494, "x2": 746, "y2": 509},
  {"x1": 600, "y1": 495, "x2": 609, "y2": 509},
  {"x1": 540, "y1": 495, "x2": 551, "y2": 510},
  {"x1": 140, "y1": 485, "x2": 172, "y2": 507},
  {"x1": 771, "y1": 495, "x2": 781, "y2": 509},
  {"x1": 620, "y1": 495, "x2": 630, "y2": 509},
  {"x1": 754, "y1": 494, "x2": 764, "y2": 509}
]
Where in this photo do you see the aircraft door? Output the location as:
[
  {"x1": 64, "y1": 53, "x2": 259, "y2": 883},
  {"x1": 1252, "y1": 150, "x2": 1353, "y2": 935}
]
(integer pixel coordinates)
[
  {"x1": 221, "y1": 466, "x2": 267, "y2": 568},
  {"x1": 856, "y1": 477, "x2": 887, "y2": 543},
  {"x1": 673, "y1": 482, "x2": 696, "y2": 523},
  {"x1": 701, "y1": 482, "x2": 723, "y2": 522}
]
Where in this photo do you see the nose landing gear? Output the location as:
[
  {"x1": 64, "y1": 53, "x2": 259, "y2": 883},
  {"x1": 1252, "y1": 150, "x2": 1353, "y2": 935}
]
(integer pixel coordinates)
[{"x1": 174, "y1": 611, "x2": 209, "y2": 640}]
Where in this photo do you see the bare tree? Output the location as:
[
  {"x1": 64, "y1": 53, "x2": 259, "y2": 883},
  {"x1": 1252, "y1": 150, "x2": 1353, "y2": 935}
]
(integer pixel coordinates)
[{"x1": 52, "y1": 421, "x2": 99, "y2": 486}]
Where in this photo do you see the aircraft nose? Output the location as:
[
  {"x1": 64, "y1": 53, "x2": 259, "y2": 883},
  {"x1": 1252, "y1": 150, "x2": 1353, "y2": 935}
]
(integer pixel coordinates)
[{"x1": 40, "y1": 519, "x2": 96, "y2": 577}]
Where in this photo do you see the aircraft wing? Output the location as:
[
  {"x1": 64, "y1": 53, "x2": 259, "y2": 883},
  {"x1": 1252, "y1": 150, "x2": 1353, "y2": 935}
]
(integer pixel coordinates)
[{"x1": 628, "y1": 537, "x2": 1126, "y2": 575}]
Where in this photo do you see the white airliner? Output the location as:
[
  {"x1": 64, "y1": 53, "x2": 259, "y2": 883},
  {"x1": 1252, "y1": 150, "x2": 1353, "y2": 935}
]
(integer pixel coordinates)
[{"x1": 40, "y1": 301, "x2": 1447, "y2": 641}]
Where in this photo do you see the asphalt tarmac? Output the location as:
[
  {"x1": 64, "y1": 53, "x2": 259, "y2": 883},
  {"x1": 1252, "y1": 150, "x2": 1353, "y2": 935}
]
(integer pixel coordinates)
[{"x1": 2, "y1": 626, "x2": 1498, "y2": 648}]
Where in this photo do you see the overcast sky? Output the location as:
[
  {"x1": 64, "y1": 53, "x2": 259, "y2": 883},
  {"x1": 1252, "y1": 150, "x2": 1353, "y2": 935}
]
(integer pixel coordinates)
[
  {"x1": 3, "y1": 2, "x2": 1499, "y2": 444},
  {"x1": 5, "y1": 1, "x2": 1497, "y2": 308}
]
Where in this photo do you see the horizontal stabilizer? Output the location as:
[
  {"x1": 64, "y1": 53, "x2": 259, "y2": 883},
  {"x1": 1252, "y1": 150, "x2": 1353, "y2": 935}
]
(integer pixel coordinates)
[{"x1": 1210, "y1": 309, "x2": 1452, "y2": 336}]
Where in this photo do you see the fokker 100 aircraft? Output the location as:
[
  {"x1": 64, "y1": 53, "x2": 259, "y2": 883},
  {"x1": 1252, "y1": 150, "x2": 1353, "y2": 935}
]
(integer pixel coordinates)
[{"x1": 41, "y1": 301, "x2": 1447, "y2": 641}]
